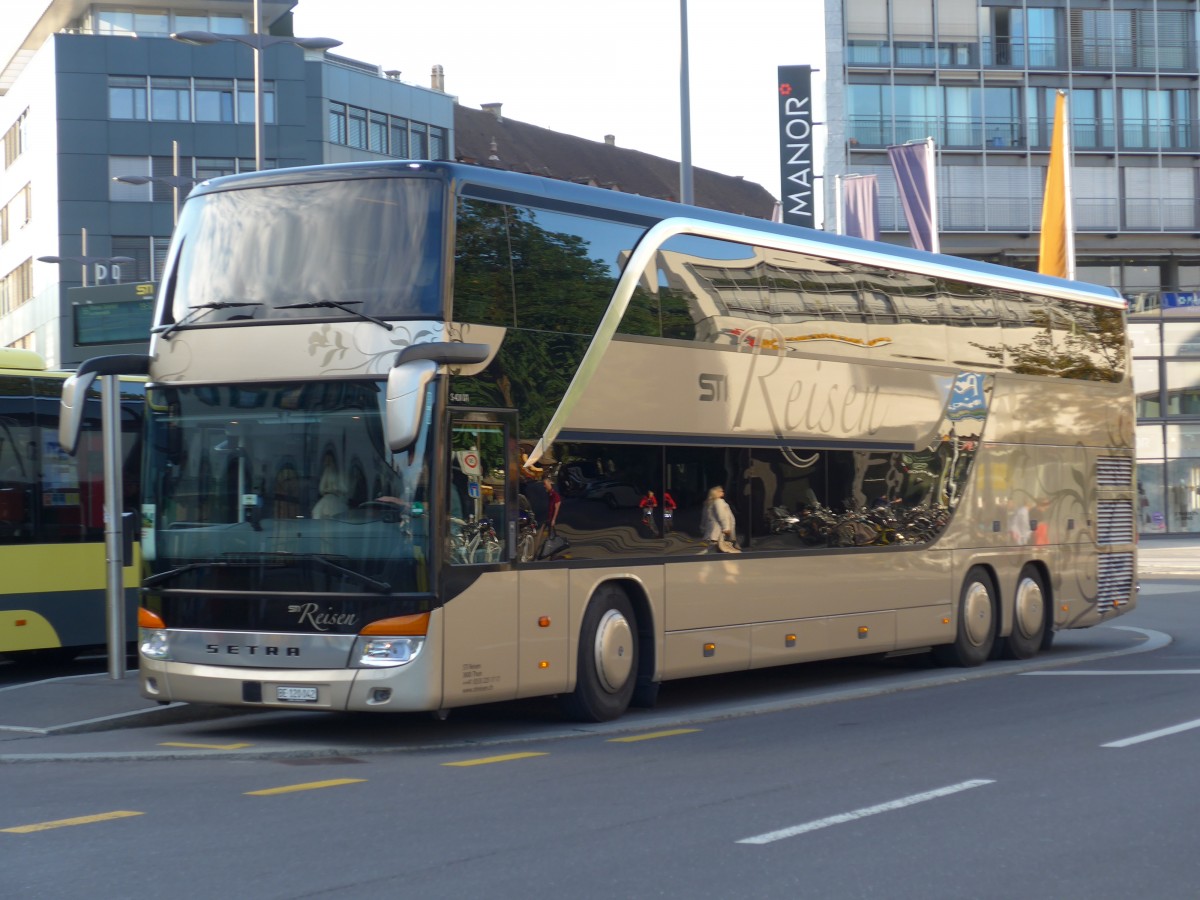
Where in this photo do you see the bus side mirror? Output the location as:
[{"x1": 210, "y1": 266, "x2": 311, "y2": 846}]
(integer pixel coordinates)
[
  {"x1": 58, "y1": 370, "x2": 99, "y2": 455},
  {"x1": 384, "y1": 342, "x2": 491, "y2": 453},
  {"x1": 385, "y1": 359, "x2": 436, "y2": 453},
  {"x1": 58, "y1": 355, "x2": 151, "y2": 455}
]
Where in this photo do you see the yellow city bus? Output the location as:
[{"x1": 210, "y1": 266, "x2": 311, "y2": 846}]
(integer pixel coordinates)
[
  {"x1": 1, "y1": 348, "x2": 143, "y2": 662},
  {"x1": 63, "y1": 162, "x2": 1135, "y2": 719}
]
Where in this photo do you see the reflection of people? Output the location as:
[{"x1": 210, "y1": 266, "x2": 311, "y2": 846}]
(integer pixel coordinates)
[
  {"x1": 311, "y1": 453, "x2": 349, "y2": 519},
  {"x1": 701, "y1": 485, "x2": 736, "y2": 550},
  {"x1": 639, "y1": 490, "x2": 658, "y2": 510},
  {"x1": 543, "y1": 476, "x2": 561, "y2": 533},
  {"x1": 663, "y1": 491, "x2": 677, "y2": 512}
]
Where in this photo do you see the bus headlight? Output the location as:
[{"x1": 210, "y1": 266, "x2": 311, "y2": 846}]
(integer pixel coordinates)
[
  {"x1": 352, "y1": 635, "x2": 424, "y2": 668},
  {"x1": 140, "y1": 629, "x2": 171, "y2": 660}
]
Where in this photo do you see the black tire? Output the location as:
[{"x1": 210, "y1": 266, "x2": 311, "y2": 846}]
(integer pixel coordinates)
[
  {"x1": 999, "y1": 566, "x2": 1048, "y2": 660},
  {"x1": 561, "y1": 585, "x2": 637, "y2": 722},
  {"x1": 604, "y1": 493, "x2": 619, "y2": 510},
  {"x1": 933, "y1": 567, "x2": 996, "y2": 667}
]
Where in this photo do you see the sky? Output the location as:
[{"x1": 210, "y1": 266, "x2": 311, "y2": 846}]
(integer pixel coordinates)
[{"x1": 293, "y1": 0, "x2": 826, "y2": 215}]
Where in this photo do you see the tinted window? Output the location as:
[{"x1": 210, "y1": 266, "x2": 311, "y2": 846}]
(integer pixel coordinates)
[{"x1": 452, "y1": 198, "x2": 647, "y2": 336}]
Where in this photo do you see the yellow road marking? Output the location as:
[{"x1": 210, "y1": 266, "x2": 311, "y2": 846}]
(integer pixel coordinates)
[
  {"x1": 159, "y1": 742, "x2": 254, "y2": 750},
  {"x1": 3, "y1": 811, "x2": 143, "y2": 833},
  {"x1": 245, "y1": 778, "x2": 366, "y2": 796},
  {"x1": 608, "y1": 728, "x2": 701, "y2": 743},
  {"x1": 442, "y1": 751, "x2": 548, "y2": 767}
]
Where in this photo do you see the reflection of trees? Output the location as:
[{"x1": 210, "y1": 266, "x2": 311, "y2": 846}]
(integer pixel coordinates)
[
  {"x1": 970, "y1": 304, "x2": 1126, "y2": 383},
  {"x1": 451, "y1": 200, "x2": 660, "y2": 439}
]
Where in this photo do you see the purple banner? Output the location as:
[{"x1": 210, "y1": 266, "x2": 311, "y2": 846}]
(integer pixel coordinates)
[
  {"x1": 887, "y1": 140, "x2": 939, "y2": 253},
  {"x1": 842, "y1": 175, "x2": 879, "y2": 241}
]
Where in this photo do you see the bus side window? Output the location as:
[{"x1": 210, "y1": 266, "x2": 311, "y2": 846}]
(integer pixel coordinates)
[{"x1": 449, "y1": 422, "x2": 507, "y2": 565}]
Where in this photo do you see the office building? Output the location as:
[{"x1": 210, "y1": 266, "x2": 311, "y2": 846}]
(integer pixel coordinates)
[
  {"x1": 824, "y1": 0, "x2": 1200, "y2": 534},
  {"x1": 0, "y1": 1, "x2": 454, "y2": 367}
]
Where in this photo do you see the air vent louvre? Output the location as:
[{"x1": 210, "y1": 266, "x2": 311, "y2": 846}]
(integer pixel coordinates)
[
  {"x1": 1096, "y1": 456, "x2": 1133, "y2": 487},
  {"x1": 1097, "y1": 499, "x2": 1134, "y2": 545},
  {"x1": 1096, "y1": 552, "x2": 1134, "y2": 613}
]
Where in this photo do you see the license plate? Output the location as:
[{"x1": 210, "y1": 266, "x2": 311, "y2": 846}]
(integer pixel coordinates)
[{"x1": 276, "y1": 685, "x2": 318, "y2": 703}]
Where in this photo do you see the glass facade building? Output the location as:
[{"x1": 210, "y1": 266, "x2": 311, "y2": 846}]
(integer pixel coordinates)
[{"x1": 824, "y1": 0, "x2": 1200, "y2": 534}]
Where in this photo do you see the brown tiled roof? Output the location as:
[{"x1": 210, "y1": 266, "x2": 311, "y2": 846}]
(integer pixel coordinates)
[{"x1": 454, "y1": 104, "x2": 777, "y2": 220}]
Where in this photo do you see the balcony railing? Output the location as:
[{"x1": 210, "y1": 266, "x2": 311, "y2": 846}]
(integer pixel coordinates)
[
  {"x1": 849, "y1": 115, "x2": 1025, "y2": 149},
  {"x1": 981, "y1": 37, "x2": 1061, "y2": 68},
  {"x1": 847, "y1": 37, "x2": 1195, "y2": 72}
]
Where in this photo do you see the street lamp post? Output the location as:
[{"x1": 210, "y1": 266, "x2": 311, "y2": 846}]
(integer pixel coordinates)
[
  {"x1": 171, "y1": 0, "x2": 340, "y2": 170},
  {"x1": 113, "y1": 141, "x2": 197, "y2": 226},
  {"x1": 38, "y1": 228, "x2": 136, "y2": 286}
]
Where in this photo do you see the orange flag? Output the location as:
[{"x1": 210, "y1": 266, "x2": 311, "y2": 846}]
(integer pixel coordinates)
[{"x1": 1038, "y1": 91, "x2": 1074, "y2": 279}]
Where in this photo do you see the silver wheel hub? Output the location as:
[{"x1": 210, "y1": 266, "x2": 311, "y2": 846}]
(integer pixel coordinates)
[
  {"x1": 963, "y1": 581, "x2": 993, "y2": 647},
  {"x1": 593, "y1": 609, "x2": 634, "y2": 694},
  {"x1": 1014, "y1": 577, "x2": 1045, "y2": 639}
]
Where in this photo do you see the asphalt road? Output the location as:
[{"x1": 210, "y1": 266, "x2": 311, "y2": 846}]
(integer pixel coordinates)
[{"x1": 3, "y1": 578, "x2": 1199, "y2": 899}]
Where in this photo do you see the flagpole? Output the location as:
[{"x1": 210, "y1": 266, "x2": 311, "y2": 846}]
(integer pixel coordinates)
[
  {"x1": 834, "y1": 174, "x2": 844, "y2": 235},
  {"x1": 925, "y1": 138, "x2": 940, "y2": 254},
  {"x1": 1061, "y1": 93, "x2": 1075, "y2": 279}
]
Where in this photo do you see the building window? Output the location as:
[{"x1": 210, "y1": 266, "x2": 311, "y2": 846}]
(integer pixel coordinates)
[
  {"x1": 113, "y1": 236, "x2": 171, "y2": 283},
  {"x1": 1, "y1": 259, "x2": 33, "y2": 316},
  {"x1": 1120, "y1": 89, "x2": 1193, "y2": 150},
  {"x1": 109, "y1": 76, "x2": 147, "y2": 120},
  {"x1": 196, "y1": 157, "x2": 237, "y2": 181},
  {"x1": 347, "y1": 106, "x2": 367, "y2": 149},
  {"x1": 151, "y1": 77, "x2": 190, "y2": 121},
  {"x1": 328, "y1": 102, "x2": 347, "y2": 145},
  {"x1": 390, "y1": 117, "x2": 409, "y2": 156},
  {"x1": 410, "y1": 121, "x2": 428, "y2": 158},
  {"x1": 237, "y1": 81, "x2": 275, "y2": 124},
  {"x1": 3, "y1": 109, "x2": 28, "y2": 167},
  {"x1": 7, "y1": 333, "x2": 34, "y2": 351},
  {"x1": 369, "y1": 112, "x2": 388, "y2": 153},
  {"x1": 195, "y1": 79, "x2": 235, "y2": 122},
  {"x1": 429, "y1": 126, "x2": 446, "y2": 160}
]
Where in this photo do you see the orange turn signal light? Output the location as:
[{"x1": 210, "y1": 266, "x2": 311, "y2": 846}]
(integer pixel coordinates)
[
  {"x1": 138, "y1": 607, "x2": 166, "y2": 629},
  {"x1": 538, "y1": 616, "x2": 551, "y2": 628},
  {"x1": 360, "y1": 612, "x2": 430, "y2": 636}
]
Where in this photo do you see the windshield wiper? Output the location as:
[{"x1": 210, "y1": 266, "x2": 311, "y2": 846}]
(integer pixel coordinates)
[
  {"x1": 274, "y1": 299, "x2": 393, "y2": 331},
  {"x1": 144, "y1": 560, "x2": 240, "y2": 589},
  {"x1": 223, "y1": 552, "x2": 393, "y2": 594},
  {"x1": 146, "y1": 554, "x2": 392, "y2": 594},
  {"x1": 161, "y1": 301, "x2": 263, "y2": 340}
]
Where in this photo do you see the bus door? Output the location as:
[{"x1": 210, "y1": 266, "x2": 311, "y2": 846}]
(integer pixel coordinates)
[{"x1": 441, "y1": 410, "x2": 521, "y2": 706}]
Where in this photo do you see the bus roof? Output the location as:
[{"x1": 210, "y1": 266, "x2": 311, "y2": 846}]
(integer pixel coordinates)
[
  {"x1": 0, "y1": 348, "x2": 47, "y2": 372},
  {"x1": 188, "y1": 160, "x2": 1124, "y2": 309}
]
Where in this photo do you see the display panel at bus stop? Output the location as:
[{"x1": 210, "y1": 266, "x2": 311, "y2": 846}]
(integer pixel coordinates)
[{"x1": 71, "y1": 283, "x2": 156, "y2": 346}]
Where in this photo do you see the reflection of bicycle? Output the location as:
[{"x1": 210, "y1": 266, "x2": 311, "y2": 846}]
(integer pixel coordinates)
[
  {"x1": 450, "y1": 517, "x2": 501, "y2": 564},
  {"x1": 517, "y1": 508, "x2": 538, "y2": 562}
]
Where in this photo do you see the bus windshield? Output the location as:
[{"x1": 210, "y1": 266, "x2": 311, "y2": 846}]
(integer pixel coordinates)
[
  {"x1": 143, "y1": 380, "x2": 432, "y2": 595},
  {"x1": 166, "y1": 176, "x2": 445, "y2": 328}
]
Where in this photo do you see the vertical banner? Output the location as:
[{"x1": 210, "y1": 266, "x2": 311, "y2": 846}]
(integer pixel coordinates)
[
  {"x1": 1038, "y1": 90, "x2": 1075, "y2": 279},
  {"x1": 777, "y1": 65, "x2": 814, "y2": 229},
  {"x1": 842, "y1": 174, "x2": 880, "y2": 241},
  {"x1": 887, "y1": 138, "x2": 940, "y2": 253}
]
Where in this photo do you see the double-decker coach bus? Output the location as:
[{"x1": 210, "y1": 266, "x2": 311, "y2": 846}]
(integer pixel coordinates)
[
  {"x1": 61, "y1": 161, "x2": 1135, "y2": 720},
  {"x1": 1, "y1": 348, "x2": 143, "y2": 662}
]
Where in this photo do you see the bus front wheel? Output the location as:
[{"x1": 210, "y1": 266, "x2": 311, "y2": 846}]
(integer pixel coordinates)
[
  {"x1": 999, "y1": 566, "x2": 1047, "y2": 660},
  {"x1": 934, "y1": 567, "x2": 996, "y2": 667},
  {"x1": 561, "y1": 585, "x2": 637, "y2": 722}
]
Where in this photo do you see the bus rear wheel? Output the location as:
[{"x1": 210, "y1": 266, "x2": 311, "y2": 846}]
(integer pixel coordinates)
[
  {"x1": 561, "y1": 585, "x2": 637, "y2": 722},
  {"x1": 999, "y1": 566, "x2": 1047, "y2": 660},
  {"x1": 934, "y1": 567, "x2": 996, "y2": 667}
]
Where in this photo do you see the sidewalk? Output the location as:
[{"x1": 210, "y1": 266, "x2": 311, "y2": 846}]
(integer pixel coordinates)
[{"x1": 0, "y1": 670, "x2": 197, "y2": 738}]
